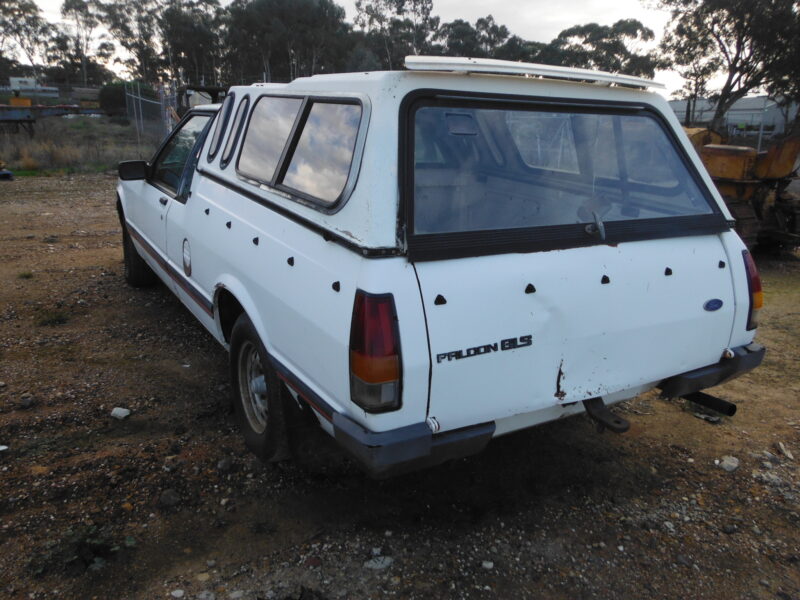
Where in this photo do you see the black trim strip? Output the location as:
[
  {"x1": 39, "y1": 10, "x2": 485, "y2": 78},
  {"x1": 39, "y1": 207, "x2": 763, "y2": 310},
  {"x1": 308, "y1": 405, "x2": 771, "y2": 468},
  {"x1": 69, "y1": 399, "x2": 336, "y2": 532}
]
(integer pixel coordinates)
[
  {"x1": 408, "y1": 214, "x2": 729, "y2": 262},
  {"x1": 411, "y1": 264, "x2": 433, "y2": 416},
  {"x1": 197, "y1": 167, "x2": 401, "y2": 258},
  {"x1": 270, "y1": 355, "x2": 335, "y2": 422},
  {"x1": 273, "y1": 97, "x2": 310, "y2": 186},
  {"x1": 126, "y1": 222, "x2": 214, "y2": 316}
]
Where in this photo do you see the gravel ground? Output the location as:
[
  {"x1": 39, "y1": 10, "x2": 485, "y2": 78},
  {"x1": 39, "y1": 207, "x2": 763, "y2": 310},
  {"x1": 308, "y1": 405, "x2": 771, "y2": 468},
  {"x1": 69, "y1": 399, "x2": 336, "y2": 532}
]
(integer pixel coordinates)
[{"x1": 0, "y1": 174, "x2": 798, "y2": 600}]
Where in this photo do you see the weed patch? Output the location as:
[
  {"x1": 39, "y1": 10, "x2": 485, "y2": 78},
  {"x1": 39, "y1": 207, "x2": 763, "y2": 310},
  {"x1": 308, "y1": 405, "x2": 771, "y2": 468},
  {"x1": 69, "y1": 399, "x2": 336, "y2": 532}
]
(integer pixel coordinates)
[
  {"x1": 0, "y1": 115, "x2": 162, "y2": 173},
  {"x1": 36, "y1": 310, "x2": 69, "y2": 326}
]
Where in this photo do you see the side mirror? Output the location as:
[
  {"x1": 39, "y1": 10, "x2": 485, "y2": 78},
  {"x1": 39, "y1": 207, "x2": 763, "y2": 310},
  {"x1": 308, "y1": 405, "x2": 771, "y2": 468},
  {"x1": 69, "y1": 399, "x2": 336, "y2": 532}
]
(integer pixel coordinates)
[{"x1": 118, "y1": 160, "x2": 148, "y2": 181}]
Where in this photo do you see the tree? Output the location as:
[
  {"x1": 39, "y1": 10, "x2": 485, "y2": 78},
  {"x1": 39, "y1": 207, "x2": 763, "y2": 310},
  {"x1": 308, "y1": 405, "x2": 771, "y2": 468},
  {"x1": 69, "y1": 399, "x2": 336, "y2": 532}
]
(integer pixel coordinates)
[
  {"x1": 660, "y1": 0, "x2": 797, "y2": 133},
  {"x1": 676, "y1": 57, "x2": 719, "y2": 126},
  {"x1": 398, "y1": 0, "x2": 438, "y2": 55},
  {"x1": 542, "y1": 19, "x2": 662, "y2": 77},
  {"x1": 354, "y1": 0, "x2": 437, "y2": 68},
  {"x1": 46, "y1": 28, "x2": 79, "y2": 87},
  {"x1": 494, "y1": 36, "x2": 545, "y2": 63},
  {"x1": 223, "y1": 0, "x2": 349, "y2": 83},
  {"x1": 475, "y1": 16, "x2": 509, "y2": 56},
  {"x1": 434, "y1": 19, "x2": 484, "y2": 57},
  {"x1": 761, "y1": 4, "x2": 800, "y2": 135},
  {"x1": 61, "y1": 0, "x2": 101, "y2": 86},
  {"x1": 99, "y1": 0, "x2": 163, "y2": 82},
  {"x1": 2, "y1": 0, "x2": 53, "y2": 82},
  {"x1": 661, "y1": 24, "x2": 719, "y2": 125},
  {"x1": 346, "y1": 39, "x2": 382, "y2": 71},
  {"x1": 159, "y1": 0, "x2": 222, "y2": 85},
  {"x1": 355, "y1": 0, "x2": 397, "y2": 68}
]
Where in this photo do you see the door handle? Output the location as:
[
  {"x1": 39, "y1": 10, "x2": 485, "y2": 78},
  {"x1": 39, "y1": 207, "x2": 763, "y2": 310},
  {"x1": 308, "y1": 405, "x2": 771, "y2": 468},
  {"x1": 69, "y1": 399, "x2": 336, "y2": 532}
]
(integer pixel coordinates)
[{"x1": 159, "y1": 197, "x2": 169, "y2": 206}]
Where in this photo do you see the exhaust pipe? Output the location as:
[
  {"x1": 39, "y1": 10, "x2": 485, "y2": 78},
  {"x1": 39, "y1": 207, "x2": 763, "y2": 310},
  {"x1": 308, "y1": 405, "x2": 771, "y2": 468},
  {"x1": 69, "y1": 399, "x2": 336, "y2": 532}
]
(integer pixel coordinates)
[{"x1": 682, "y1": 391, "x2": 737, "y2": 417}]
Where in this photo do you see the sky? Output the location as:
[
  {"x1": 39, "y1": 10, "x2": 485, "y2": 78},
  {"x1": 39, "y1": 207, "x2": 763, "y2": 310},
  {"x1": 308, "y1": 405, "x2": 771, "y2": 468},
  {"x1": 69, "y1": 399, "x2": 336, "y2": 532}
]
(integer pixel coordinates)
[{"x1": 33, "y1": 0, "x2": 683, "y2": 96}]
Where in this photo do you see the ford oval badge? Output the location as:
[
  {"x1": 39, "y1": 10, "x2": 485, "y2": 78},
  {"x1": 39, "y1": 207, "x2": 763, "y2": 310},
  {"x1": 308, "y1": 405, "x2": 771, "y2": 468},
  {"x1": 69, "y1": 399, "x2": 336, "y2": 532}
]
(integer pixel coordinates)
[{"x1": 704, "y1": 299, "x2": 723, "y2": 312}]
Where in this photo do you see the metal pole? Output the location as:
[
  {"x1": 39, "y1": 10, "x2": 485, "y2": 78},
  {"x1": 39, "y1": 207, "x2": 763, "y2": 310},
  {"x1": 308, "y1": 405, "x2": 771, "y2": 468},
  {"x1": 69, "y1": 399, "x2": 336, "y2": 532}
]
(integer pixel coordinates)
[
  {"x1": 757, "y1": 97, "x2": 768, "y2": 152},
  {"x1": 133, "y1": 82, "x2": 141, "y2": 158},
  {"x1": 137, "y1": 81, "x2": 144, "y2": 136},
  {"x1": 124, "y1": 81, "x2": 130, "y2": 121}
]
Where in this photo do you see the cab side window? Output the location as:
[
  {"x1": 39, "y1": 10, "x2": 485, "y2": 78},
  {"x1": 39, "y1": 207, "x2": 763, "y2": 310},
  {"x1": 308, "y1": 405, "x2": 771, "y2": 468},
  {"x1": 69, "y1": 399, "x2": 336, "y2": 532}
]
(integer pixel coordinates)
[{"x1": 151, "y1": 115, "x2": 211, "y2": 194}]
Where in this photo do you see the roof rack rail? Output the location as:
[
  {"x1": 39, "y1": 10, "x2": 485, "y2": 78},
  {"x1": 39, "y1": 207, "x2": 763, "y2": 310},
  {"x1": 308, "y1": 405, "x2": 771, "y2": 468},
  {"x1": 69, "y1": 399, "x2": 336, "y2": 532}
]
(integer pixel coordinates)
[{"x1": 404, "y1": 56, "x2": 665, "y2": 90}]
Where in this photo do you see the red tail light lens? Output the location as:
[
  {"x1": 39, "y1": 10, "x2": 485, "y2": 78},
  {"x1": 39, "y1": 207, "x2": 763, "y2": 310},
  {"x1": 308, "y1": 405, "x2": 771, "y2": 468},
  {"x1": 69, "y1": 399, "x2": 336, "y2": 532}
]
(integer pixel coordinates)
[
  {"x1": 349, "y1": 291, "x2": 402, "y2": 412},
  {"x1": 742, "y1": 250, "x2": 763, "y2": 331}
]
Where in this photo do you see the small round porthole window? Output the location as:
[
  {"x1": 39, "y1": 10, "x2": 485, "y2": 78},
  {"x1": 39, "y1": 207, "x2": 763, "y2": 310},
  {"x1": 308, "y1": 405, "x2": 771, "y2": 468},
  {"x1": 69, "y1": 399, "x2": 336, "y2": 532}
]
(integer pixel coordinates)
[{"x1": 182, "y1": 238, "x2": 192, "y2": 277}]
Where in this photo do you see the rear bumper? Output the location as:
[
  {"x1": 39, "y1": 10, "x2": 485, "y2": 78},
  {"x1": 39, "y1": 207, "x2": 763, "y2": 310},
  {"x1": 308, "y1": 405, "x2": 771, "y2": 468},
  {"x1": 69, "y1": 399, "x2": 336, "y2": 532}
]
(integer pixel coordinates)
[
  {"x1": 658, "y1": 342, "x2": 765, "y2": 398},
  {"x1": 309, "y1": 343, "x2": 764, "y2": 478},
  {"x1": 332, "y1": 413, "x2": 495, "y2": 478}
]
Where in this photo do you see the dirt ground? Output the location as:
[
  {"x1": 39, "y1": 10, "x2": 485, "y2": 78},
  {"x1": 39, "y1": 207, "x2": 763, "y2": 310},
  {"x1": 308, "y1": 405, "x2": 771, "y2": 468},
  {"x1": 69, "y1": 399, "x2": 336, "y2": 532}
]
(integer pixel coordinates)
[{"x1": 0, "y1": 174, "x2": 798, "y2": 600}]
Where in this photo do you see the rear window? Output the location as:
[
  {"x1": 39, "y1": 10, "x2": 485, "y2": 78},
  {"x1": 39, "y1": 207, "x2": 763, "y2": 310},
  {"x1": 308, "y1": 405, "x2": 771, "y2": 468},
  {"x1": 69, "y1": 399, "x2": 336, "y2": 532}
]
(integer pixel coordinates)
[
  {"x1": 238, "y1": 96, "x2": 302, "y2": 182},
  {"x1": 412, "y1": 105, "x2": 713, "y2": 235},
  {"x1": 281, "y1": 102, "x2": 361, "y2": 204}
]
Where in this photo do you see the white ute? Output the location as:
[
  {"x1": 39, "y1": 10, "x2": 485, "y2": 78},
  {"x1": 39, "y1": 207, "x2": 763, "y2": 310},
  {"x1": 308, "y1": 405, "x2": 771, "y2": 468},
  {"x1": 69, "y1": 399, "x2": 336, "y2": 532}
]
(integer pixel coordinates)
[{"x1": 117, "y1": 57, "x2": 765, "y2": 477}]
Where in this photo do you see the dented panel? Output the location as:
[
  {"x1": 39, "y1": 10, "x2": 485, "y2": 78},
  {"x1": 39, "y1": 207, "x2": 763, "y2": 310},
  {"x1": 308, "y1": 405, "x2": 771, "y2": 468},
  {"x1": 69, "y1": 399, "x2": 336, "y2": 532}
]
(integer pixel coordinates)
[{"x1": 414, "y1": 236, "x2": 737, "y2": 433}]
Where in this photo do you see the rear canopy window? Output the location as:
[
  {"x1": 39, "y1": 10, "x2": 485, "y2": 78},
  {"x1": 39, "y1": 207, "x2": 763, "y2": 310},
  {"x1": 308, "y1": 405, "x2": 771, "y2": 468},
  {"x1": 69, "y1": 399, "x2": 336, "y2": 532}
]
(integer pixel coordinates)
[
  {"x1": 238, "y1": 96, "x2": 302, "y2": 181},
  {"x1": 207, "y1": 94, "x2": 233, "y2": 161},
  {"x1": 412, "y1": 105, "x2": 713, "y2": 234},
  {"x1": 282, "y1": 102, "x2": 361, "y2": 204},
  {"x1": 220, "y1": 97, "x2": 249, "y2": 169}
]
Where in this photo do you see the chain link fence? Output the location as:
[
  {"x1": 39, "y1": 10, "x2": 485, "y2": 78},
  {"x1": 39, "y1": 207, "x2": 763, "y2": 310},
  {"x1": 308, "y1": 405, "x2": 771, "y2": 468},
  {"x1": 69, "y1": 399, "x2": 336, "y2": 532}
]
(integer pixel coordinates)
[{"x1": 123, "y1": 81, "x2": 179, "y2": 158}]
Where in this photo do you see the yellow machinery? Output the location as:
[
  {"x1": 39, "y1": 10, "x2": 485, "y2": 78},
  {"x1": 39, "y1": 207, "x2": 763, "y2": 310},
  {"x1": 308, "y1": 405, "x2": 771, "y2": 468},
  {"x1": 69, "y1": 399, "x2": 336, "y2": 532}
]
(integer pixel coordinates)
[{"x1": 691, "y1": 132, "x2": 800, "y2": 249}]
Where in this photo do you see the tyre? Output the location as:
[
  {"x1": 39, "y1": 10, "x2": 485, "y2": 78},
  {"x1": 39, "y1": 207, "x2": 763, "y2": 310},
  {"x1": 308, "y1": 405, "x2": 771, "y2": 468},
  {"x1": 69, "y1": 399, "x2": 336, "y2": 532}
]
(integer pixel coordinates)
[
  {"x1": 122, "y1": 226, "x2": 157, "y2": 287},
  {"x1": 230, "y1": 313, "x2": 289, "y2": 462}
]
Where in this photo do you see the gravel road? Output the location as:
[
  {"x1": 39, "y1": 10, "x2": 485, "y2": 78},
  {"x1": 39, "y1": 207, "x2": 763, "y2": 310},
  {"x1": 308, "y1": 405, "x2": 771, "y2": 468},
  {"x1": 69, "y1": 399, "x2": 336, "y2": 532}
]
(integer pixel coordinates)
[{"x1": 0, "y1": 174, "x2": 798, "y2": 600}]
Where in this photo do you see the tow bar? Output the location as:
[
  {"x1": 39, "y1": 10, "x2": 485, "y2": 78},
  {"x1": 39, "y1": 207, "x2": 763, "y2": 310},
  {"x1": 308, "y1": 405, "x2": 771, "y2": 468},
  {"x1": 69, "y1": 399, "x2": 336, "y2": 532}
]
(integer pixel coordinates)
[
  {"x1": 582, "y1": 397, "x2": 630, "y2": 434},
  {"x1": 682, "y1": 391, "x2": 737, "y2": 417}
]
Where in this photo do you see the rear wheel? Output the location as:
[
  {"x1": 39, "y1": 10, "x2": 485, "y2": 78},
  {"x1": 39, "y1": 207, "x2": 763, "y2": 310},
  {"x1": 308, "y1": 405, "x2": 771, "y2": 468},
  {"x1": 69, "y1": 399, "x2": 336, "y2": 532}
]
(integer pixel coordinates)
[
  {"x1": 230, "y1": 313, "x2": 289, "y2": 462},
  {"x1": 122, "y1": 226, "x2": 157, "y2": 287}
]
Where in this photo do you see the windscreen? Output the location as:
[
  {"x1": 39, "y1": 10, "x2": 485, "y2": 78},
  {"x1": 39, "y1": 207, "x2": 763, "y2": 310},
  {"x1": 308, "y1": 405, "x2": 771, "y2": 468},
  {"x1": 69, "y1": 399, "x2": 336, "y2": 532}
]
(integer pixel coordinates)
[{"x1": 412, "y1": 105, "x2": 713, "y2": 235}]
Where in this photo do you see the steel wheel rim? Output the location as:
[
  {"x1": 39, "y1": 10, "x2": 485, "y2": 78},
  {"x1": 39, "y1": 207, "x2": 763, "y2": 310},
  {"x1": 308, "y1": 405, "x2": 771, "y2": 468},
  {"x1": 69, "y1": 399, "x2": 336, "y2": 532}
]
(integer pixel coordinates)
[{"x1": 237, "y1": 340, "x2": 268, "y2": 434}]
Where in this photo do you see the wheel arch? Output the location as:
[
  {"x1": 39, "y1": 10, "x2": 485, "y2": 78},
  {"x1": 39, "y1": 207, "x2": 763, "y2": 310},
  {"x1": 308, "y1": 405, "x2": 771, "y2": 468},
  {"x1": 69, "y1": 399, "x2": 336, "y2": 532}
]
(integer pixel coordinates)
[
  {"x1": 115, "y1": 193, "x2": 125, "y2": 229},
  {"x1": 212, "y1": 278, "x2": 271, "y2": 350}
]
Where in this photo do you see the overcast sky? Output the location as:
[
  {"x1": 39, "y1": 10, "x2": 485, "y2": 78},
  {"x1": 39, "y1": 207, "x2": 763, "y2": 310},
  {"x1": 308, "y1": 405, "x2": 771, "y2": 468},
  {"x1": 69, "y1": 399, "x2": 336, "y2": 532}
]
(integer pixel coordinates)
[{"x1": 34, "y1": 0, "x2": 681, "y2": 94}]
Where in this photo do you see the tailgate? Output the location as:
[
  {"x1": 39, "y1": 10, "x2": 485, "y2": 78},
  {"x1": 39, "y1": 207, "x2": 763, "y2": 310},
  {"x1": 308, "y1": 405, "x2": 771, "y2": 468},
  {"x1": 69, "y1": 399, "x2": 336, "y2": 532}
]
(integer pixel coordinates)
[{"x1": 414, "y1": 235, "x2": 735, "y2": 432}]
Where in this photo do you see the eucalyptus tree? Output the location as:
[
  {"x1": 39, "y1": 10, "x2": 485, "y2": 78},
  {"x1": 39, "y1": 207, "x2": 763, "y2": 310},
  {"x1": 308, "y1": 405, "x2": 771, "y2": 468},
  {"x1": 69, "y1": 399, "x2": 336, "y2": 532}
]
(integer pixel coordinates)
[{"x1": 660, "y1": 0, "x2": 797, "y2": 132}]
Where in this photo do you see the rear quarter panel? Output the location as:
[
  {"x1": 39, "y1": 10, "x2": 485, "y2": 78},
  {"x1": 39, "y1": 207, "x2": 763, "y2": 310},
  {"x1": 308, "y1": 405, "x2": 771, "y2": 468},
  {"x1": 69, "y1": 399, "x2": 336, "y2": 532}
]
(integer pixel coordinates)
[{"x1": 189, "y1": 173, "x2": 430, "y2": 433}]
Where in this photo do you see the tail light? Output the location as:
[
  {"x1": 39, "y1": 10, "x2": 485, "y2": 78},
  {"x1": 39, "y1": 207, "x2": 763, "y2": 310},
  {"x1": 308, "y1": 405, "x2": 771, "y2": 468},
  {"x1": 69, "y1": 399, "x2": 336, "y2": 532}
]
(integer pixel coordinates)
[
  {"x1": 349, "y1": 291, "x2": 402, "y2": 412},
  {"x1": 742, "y1": 250, "x2": 763, "y2": 331}
]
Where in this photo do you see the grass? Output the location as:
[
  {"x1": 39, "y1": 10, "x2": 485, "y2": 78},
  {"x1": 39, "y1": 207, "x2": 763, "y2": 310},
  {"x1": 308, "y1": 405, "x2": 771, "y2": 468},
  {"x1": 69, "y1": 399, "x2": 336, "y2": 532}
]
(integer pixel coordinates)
[
  {"x1": 36, "y1": 310, "x2": 69, "y2": 327},
  {"x1": 0, "y1": 115, "x2": 164, "y2": 174},
  {"x1": 17, "y1": 271, "x2": 33, "y2": 279}
]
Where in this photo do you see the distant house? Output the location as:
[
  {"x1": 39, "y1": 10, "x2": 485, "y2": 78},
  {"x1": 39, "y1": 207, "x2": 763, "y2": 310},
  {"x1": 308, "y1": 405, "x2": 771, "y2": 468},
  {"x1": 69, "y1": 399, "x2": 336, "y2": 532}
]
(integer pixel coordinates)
[{"x1": 669, "y1": 96, "x2": 798, "y2": 136}]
